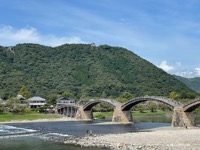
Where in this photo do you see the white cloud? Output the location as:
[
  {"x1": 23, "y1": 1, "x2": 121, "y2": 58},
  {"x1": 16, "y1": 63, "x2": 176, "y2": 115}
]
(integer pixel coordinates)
[
  {"x1": 0, "y1": 25, "x2": 85, "y2": 46},
  {"x1": 160, "y1": 61, "x2": 200, "y2": 78},
  {"x1": 174, "y1": 71, "x2": 195, "y2": 78},
  {"x1": 195, "y1": 67, "x2": 200, "y2": 76},
  {"x1": 159, "y1": 61, "x2": 174, "y2": 72}
]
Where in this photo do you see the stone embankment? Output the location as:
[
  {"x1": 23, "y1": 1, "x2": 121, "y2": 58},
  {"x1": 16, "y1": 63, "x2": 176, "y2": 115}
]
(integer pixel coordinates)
[{"x1": 43, "y1": 127, "x2": 200, "y2": 150}]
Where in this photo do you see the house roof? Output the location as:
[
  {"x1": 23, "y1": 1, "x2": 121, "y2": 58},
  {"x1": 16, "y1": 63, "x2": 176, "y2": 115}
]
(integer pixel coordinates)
[
  {"x1": 28, "y1": 96, "x2": 46, "y2": 101},
  {"x1": 57, "y1": 97, "x2": 74, "y2": 101},
  {"x1": 16, "y1": 95, "x2": 26, "y2": 100}
]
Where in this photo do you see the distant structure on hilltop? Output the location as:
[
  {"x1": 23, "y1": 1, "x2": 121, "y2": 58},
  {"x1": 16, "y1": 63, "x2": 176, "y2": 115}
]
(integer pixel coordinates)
[{"x1": 90, "y1": 43, "x2": 96, "y2": 47}]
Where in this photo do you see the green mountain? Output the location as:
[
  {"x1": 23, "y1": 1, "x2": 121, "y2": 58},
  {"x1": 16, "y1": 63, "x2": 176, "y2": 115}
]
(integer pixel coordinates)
[
  {"x1": 174, "y1": 75, "x2": 200, "y2": 93},
  {"x1": 0, "y1": 43, "x2": 195, "y2": 99}
]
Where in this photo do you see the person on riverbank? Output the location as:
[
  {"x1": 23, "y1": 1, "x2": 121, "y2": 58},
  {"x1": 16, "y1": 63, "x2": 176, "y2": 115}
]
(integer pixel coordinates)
[{"x1": 86, "y1": 130, "x2": 93, "y2": 136}]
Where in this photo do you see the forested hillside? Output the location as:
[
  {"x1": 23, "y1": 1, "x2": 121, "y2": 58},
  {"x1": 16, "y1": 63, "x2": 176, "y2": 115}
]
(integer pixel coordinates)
[
  {"x1": 0, "y1": 43, "x2": 195, "y2": 100},
  {"x1": 174, "y1": 75, "x2": 200, "y2": 93}
]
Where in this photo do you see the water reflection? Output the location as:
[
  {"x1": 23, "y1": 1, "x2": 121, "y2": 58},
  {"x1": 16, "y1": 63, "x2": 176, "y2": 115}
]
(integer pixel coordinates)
[{"x1": 133, "y1": 115, "x2": 172, "y2": 123}]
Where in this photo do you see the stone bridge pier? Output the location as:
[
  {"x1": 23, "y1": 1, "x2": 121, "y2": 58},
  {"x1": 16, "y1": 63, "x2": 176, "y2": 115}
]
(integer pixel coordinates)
[
  {"x1": 112, "y1": 106, "x2": 132, "y2": 123},
  {"x1": 172, "y1": 107, "x2": 195, "y2": 127},
  {"x1": 75, "y1": 107, "x2": 93, "y2": 120}
]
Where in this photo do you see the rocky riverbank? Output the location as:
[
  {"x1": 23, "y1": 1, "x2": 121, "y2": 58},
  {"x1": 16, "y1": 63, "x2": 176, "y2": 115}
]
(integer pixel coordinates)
[{"x1": 44, "y1": 127, "x2": 200, "y2": 150}]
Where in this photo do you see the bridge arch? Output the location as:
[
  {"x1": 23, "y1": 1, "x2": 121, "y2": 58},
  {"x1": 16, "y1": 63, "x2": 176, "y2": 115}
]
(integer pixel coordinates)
[
  {"x1": 183, "y1": 99, "x2": 200, "y2": 112},
  {"x1": 121, "y1": 96, "x2": 182, "y2": 111},
  {"x1": 83, "y1": 99, "x2": 122, "y2": 111}
]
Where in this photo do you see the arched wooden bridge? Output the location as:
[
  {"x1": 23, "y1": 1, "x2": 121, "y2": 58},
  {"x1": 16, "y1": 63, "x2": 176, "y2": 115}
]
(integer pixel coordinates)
[
  {"x1": 56, "y1": 97, "x2": 200, "y2": 127},
  {"x1": 121, "y1": 96, "x2": 182, "y2": 111},
  {"x1": 83, "y1": 99, "x2": 122, "y2": 111},
  {"x1": 183, "y1": 99, "x2": 200, "y2": 112}
]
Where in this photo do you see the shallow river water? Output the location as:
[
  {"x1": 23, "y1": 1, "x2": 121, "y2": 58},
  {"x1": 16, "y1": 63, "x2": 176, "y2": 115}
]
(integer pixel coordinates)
[{"x1": 0, "y1": 114, "x2": 199, "y2": 150}]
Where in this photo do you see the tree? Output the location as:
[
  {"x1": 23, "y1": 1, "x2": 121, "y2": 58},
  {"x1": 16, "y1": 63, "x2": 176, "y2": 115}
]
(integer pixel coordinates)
[
  {"x1": 12, "y1": 104, "x2": 28, "y2": 113},
  {"x1": 62, "y1": 91, "x2": 74, "y2": 99},
  {"x1": 169, "y1": 92, "x2": 180, "y2": 100},
  {"x1": 179, "y1": 92, "x2": 196, "y2": 99},
  {"x1": 101, "y1": 90, "x2": 107, "y2": 98},
  {"x1": 118, "y1": 92, "x2": 134, "y2": 103},
  {"x1": 18, "y1": 85, "x2": 30, "y2": 99},
  {"x1": 0, "y1": 103, "x2": 5, "y2": 112},
  {"x1": 157, "y1": 103, "x2": 168, "y2": 111},
  {"x1": 5, "y1": 98, "x2": 29, "y2": 113},
  {"x1": 47, "y1": 94, "x2": 59, "y2": 105},
  {"x1": 169, "y1": 92, "x2": 196, "y2": 100},
  {"x1": 136, "y1": 104, "x2": 146, "y2": 113},
  {"x1": 93, "y1": 103, "x2": 114, "y2": 112},
  {"x1": 6, "y1": 98, "x2": 20, "y2": 107},
  {"x1": 147, "y1": 102, "x2": 157, "y2": 112},
  {"x1": 0, "y1": 92, "x2": 10, "y2": 100}
]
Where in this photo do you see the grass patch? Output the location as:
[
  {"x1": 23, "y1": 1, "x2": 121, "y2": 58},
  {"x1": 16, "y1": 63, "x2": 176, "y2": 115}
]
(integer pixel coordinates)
[
  {"x1": 94, "y1": 113, "x2": 106, "y2": 119},
  {"x1": 0, "y1": 112, "x2": 61, "y2": 122},
  {"x1": 93, "y1": 112, "x2": 113, "y2": 118},
  {"x1": 194, "y1": 108, "x2": 200, "y2": 113}
]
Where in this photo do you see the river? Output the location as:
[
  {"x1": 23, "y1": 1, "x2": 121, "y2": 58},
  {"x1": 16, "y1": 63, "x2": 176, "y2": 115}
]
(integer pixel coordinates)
[{"x1": 0, "y1": 114, "x2": 200, "y2": 150}]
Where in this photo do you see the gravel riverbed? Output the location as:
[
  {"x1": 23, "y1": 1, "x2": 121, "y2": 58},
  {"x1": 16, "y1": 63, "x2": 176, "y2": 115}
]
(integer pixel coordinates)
[{"x1": 61, "y1": 127, "x2": 200, "y2": 150}]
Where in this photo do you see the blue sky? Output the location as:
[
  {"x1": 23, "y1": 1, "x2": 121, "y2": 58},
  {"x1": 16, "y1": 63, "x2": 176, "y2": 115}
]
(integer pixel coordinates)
[{"x1": 0, "y1": 0, "x2": 200, "y2": 78}]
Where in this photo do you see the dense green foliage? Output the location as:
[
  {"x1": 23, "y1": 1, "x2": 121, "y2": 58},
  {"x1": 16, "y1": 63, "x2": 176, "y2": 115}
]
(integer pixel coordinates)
[
  {"x1": 0, "y1": 43, "x2": 195, "y2": 100},
  {"x1": 174, "y1": 75, "x2": 200, "y2": 93},
  {"x1": 18, "y1": 85, "x2": 30, "y2": 99}
]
